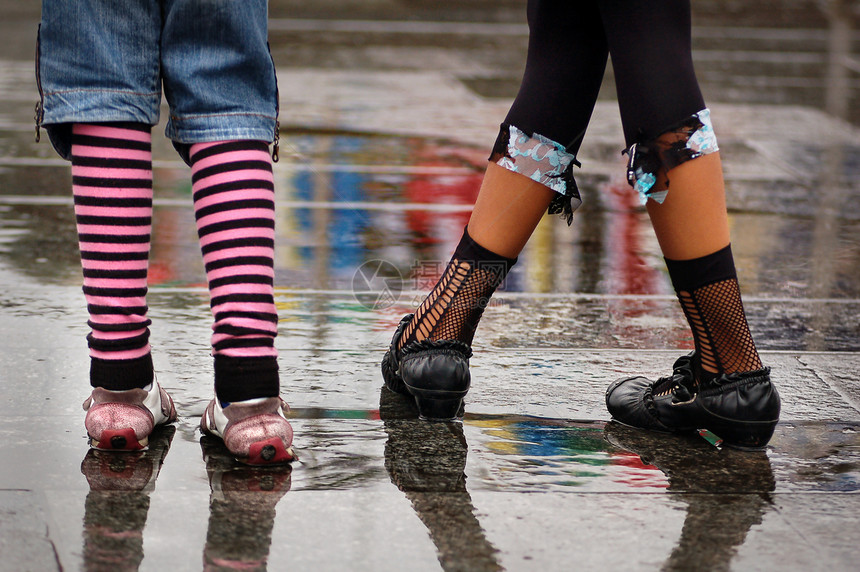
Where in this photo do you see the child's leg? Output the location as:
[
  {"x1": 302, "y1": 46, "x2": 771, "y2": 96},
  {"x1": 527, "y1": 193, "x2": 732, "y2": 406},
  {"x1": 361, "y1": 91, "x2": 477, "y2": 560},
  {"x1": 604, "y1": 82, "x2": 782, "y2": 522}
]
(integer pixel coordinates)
[
  {"x1": 189, "y1": 141, "x2": 280, "y2": 403},
  {"x1": 72, "y1": 123, "x2": 155, "y2": 388},
  {"x1": 190, "y1": 140, "x2": 295, "y2": 464},
  {"x1": 160, "y1": 0, "x2": 292, "y2": 464},
  {"x1": 73, "y1": 122, "x2": 176, "y2": 450}
]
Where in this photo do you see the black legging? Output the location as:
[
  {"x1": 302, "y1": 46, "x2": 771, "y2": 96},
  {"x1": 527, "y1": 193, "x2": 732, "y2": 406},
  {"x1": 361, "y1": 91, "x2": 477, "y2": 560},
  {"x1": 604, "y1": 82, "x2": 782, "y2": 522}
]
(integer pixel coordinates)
[{"x1": 505, "y1": 0, "x2": 705, "y2": 152}]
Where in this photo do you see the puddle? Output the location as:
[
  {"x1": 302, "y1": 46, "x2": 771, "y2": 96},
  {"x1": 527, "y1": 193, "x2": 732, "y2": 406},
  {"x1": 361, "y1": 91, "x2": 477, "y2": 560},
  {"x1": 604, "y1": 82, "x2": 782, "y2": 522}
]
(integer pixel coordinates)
[
  {"x1": 0, "y1": 128, "x2": 858, "y2": 353},
  {"x1": 277, "y1": 393, "x2": 860, "y2": 496},
  {"x1": 1, "y1": 129, "x2": 858, "y2": 294},
  {"x1": 67, "y1": 401, "x2": 860, "y2": 571}
]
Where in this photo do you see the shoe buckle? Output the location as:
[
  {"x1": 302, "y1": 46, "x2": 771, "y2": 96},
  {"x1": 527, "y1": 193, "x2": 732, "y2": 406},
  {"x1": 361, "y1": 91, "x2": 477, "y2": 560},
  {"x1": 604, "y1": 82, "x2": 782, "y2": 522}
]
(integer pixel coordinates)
[
  {"x1": 624, "y1": 143, "x2": 639, "y2": 186},
  {"x1": 671, "y1": 393, "x2": 697, "y2": 406},
  {"x1": 670, "y1": 379, "x2": 696, "y2": 406}
]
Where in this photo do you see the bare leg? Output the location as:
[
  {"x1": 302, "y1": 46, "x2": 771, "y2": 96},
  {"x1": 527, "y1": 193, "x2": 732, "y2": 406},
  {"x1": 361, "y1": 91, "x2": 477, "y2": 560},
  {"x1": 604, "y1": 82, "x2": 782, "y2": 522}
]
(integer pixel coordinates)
[
  {"x1": 646, "y1": 151, "x2": 762, "y2": 375},
  {"x1": 467, "y1": 162, "x2": 556, "y2": 259},
  {"x1": 606, "y1": 131, "x2": 779, "y2": 451},
  {"x1": 396, "y1": 163, "x2": 555, "y2": 350},
  {"x1": 645, "y1": 152, "x2": 730, "y2": 260},
  {"x1": 382, "y1": 159, "x2": 560, "y2": 420}
]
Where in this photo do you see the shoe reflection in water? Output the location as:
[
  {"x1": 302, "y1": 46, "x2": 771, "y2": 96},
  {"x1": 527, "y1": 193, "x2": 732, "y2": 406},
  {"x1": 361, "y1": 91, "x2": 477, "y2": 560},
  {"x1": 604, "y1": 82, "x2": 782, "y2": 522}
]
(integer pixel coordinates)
[
  {"x1": 80, "y1": 425, "x2": 175, "y2": 571},
  {"x1": 604, "y1": 422, "x2": 776, "y2": 572},
  {"x1": 200, "y1": 435, "x2": 292, "y2": 571},
  {"x1": 380, "y1": 386, "x2": 502, "y2": 572}
]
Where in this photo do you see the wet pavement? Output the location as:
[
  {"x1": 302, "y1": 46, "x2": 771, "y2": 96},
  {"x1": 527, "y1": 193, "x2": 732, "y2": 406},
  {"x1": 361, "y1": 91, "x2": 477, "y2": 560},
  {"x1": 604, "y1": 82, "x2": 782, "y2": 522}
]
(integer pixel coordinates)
[{"x1": 2, "y1": 1, "x2": 860, "y2": 570}]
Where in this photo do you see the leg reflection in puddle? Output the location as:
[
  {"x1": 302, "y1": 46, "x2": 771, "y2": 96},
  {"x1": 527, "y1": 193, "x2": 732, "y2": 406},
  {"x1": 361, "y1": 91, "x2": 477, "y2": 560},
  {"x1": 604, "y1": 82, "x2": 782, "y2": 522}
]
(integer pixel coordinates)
[
  {"x1": 80, "y1": 425, "x2": 175, "y2": 571},
  {"x1": 200, "y1": 435, "x2": 292, "y2": 571},
  {"x1": 604, "y1": 422, "x2": 775, "y2": 572},
  {"x1": 379, "y1": 386, "x2": 502, "y2": 572}
]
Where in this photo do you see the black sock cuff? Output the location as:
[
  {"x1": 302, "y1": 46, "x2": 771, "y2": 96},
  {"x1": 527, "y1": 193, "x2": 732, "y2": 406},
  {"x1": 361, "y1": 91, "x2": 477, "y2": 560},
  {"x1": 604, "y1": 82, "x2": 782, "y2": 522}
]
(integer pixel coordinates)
[
  {"x1": 665, "y1": 244, "x2": 737, "y2": 292},
  {"x1": 90, "y1": 354, "x2": 154, "y2": 390},
  {"x1": 453, "y1": 226, "x2": 518, "y2": 276},
  {"x1": 214, "y1": 355, "x2": 279, "y2": 403}
]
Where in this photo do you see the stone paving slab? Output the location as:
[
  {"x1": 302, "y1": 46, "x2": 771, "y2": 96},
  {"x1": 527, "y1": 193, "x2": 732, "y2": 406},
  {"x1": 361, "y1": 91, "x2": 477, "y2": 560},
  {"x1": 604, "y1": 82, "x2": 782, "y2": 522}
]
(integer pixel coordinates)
[{"x1": 0, "y1": 491, "x2": 61, "y2": 572}]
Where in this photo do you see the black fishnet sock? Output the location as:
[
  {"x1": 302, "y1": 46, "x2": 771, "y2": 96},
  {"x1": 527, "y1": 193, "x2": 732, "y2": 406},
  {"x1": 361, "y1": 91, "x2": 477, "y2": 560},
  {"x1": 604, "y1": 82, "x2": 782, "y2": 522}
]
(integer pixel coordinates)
[
  {"x1": 665, "y1": 245, "x2": 763, "y2": 380},
  {"x1": 398, "y1": 227, "x2": 516, "y2": 350}
]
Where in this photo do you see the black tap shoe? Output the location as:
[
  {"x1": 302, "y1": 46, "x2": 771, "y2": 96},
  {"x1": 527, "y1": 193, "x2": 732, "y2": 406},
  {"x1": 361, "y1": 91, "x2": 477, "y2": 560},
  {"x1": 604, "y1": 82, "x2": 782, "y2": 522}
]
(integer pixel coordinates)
[
  {"x1": 381, "y1": 314, "x2": 471, "y2": 420},
  {"x1": 605, "y1": 353, "x2": 780, "y2": 450}
]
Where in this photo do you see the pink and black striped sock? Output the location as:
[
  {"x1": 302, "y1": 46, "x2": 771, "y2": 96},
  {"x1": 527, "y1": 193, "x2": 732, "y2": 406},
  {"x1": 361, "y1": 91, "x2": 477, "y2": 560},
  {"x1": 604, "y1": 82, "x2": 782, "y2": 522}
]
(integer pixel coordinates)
[
  {"x1": 190, "y1": 140, "x2": 279, "y2": 403},
  {"x1": 72, "y1": 122, "x2": 154, "y2": 390}
]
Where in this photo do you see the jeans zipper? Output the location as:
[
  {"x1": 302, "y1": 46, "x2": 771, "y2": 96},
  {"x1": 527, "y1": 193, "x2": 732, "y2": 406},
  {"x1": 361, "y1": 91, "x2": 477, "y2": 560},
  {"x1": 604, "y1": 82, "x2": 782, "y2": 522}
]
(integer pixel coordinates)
[
  {"x1": 267, "y1": 41, "x2": 280, "y2": 163},
  {"x1": 34, "y1": 23, "x2": 45, "y2": 143},
  {"x1": 272, "y1": 120, "x2": 280, "y2": 163}
]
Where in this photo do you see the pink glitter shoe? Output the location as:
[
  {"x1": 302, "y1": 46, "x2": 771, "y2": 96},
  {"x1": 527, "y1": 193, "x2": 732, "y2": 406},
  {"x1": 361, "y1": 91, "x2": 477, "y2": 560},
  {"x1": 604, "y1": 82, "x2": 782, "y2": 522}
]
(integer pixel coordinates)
[
  {"x1": 83, "y1": 382, "x2": 177, "y2": 451},
  {"x1": 200, "y1": 397, "x2": 297, "y2": 465}
]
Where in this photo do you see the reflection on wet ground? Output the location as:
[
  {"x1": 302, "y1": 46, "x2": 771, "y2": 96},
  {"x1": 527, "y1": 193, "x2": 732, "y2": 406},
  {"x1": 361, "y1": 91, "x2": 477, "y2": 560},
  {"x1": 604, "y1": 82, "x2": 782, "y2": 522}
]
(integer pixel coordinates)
[
  {"x1": 379, "y1": 388, "x2": 503, "y2": 571},
  {"x1": 200, "y1": 436, "x2": 293, "y2": 570},
  {"x1": 79, "y1": 427, "x2": 293, "y2": 571},
  {"x1": 288, "y1": 391, "x2": 860, "y2": 496},
  {"x1": 80, "y1": 427, "x2": 175, "y2": 570},
  {"x1": 70, "y1": 390, "x2": 860, "y2": 572}
]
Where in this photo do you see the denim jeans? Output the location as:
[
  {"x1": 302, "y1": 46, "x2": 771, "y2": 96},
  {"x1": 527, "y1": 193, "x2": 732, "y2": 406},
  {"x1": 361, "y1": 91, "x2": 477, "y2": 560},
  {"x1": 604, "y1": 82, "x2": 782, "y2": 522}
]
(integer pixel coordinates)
[{"x1": 36, "y1": 0, "x2": 278, "y2": 161}]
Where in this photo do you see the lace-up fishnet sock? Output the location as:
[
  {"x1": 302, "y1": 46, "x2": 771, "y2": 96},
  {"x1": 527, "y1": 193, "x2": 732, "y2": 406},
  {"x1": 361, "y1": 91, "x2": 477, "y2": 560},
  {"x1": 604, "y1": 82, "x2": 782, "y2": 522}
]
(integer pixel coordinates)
[
  {"x1": 665, "y1": 245, "x2": 763, "y2": 377},
  {"x1": 397, "y1": 228, "x2": 516, "y2": 350}
]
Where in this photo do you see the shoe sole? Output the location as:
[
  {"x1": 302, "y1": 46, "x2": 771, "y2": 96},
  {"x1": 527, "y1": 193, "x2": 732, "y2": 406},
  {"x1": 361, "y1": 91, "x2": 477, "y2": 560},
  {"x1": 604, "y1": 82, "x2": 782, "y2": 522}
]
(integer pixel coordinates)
[{"x1": 701, "y1": 418, "x2": 777, "y2": 451}]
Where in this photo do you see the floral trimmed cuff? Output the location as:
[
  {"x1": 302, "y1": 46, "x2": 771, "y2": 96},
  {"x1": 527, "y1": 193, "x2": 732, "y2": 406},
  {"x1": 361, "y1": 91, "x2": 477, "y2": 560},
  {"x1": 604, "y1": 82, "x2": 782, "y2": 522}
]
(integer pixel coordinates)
[
  {"x1": 489, "y1": 123, "x2": 582, "y2": 225},
  {"x1": 624, "y1": 108, "x2": 720, "y2": 205}
]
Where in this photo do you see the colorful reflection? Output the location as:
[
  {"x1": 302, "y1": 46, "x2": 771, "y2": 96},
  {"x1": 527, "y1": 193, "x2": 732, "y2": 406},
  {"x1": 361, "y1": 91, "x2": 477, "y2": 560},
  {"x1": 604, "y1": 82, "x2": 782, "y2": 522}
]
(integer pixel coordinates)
[
  {"x1": 465, "y1": 416, "x2": 668, "y2": 491},
  {"x1": 2, "y1": 129, "x2": 858, "y2": 350},
  {"x1": 134, "y1": 131, "x2": 669, "y2": 300}
]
